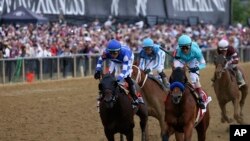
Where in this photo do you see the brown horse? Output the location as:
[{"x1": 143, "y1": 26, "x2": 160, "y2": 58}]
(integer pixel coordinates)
[
  {"x1": 131, "y1": 65, "x2": 168, "y2": 141},
  {"x1": 98, "y1": 73, "x2": 148, "y2": 141},
  {"x1": 213, "y1": 54, "x2": 248, "y2": 124},
  {"x1": 165, "y1": 67, "x2": 210, "y2": 141}
]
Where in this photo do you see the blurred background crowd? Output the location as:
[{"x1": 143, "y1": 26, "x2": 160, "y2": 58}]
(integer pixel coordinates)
[{"x1": 0, "y1": 18, "x2": 250, "y2": 59}]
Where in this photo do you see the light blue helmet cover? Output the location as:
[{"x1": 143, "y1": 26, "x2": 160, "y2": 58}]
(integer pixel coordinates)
[{"x1": 178, "y1": 35, "x2": 192, "y2": 47}]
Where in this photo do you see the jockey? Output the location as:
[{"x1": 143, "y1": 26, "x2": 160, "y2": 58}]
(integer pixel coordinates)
[
  {"x1": 138, "y1": 38, "x2": 170, "y2": 88},
  {"x1": 214, "y1": 39, "x2": 246, "y2": 88},
  {"x1": 173, "y1": 34, "x2": 206, "y2": 109},
  {"x1": 94, "y1": 39, "x2": 142, "y2": 106}
]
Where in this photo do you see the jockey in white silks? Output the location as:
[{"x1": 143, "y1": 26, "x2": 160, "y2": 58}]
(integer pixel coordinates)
[{"x1": 138, "y1": 37, "x2": 170, "y2": 89}]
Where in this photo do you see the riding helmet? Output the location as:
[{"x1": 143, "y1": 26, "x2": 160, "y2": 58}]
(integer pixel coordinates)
[
  {"x1": 178, "y1": 34, "x2": 192, "y2": 47},
  {"x1": 218, "y1": 39, "x2": 229, "y2": 50},
  {"x1": 107, "y1": 39, "x2": 121, "y2": 51},
  {"x1": 142, "y1": 38, "x2": 154, "y2": 48}
]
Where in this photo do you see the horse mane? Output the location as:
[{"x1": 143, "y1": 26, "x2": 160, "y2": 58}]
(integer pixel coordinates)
[{"x1": 170, "y1": 67, "x2": 188, "y2": 84}]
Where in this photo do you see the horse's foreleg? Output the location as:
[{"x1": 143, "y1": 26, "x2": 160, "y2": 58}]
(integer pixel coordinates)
[
  {"x1": 239, "y1": 86, "x2": 248, "y2": 116},
  {"x1": 219, "y1": 102, "x2": 233, "y2": 123},
  {"x1": 183, "y1": 123, "x2": 194, "y2": 141},
  {"x1": 104, "y1": 129, "x2": 115, "y2": 141},
  {"x1": 125, "y1": 130, "x2": 134, "y2": 141},
  {"x1": 175, "y1": 132, "x2": 184, "y2": 141},
  {"x1": 232, "y1": 98, "x2": 243, "y2": 124}
]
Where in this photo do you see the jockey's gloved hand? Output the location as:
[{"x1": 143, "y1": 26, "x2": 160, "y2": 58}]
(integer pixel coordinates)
[
  {"x1": 189, "y1": 67, "x2": 199, "y2": 73},
  {"x1": 94, "y1": 70, "x2": 101, "y2": 79},
  {"x1": 145, "y1": 69, "x2": 151, "y2": 74}
]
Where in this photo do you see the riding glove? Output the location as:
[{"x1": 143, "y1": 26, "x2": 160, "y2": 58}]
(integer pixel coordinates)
[
  {"x1": 94, "y1": 71, "x2": 101, "y2": 79},
  {"x1": 189, "y1": 67, "x2": 199, "y2": 73},
  {"x1": 145, "y1": 69, "x2": 151, "y2": 74}
]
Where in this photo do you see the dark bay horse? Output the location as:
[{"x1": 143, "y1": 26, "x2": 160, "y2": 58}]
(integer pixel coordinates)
[
  {"x1": 213, "y1": 54, "x2": 248, "y2": 124},
  {"x1": 131, "y1": 65, "x2": 168, "y2": 141},
  {"x1": 98, "y1": 74, "x2": 148, "y2": 141},
  {"x1": 165, "y1": 67, "x2": 210, "y2": 141}
]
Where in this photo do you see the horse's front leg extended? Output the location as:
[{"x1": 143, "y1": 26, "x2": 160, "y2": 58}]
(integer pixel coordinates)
[
  {"x1": 183, "y1": 123, "x2": 194, "y2": 141},
  {"x1": 232, "y1": 98, "x2": 243, "y2": 124},
  {"x1": 105, "y1": 129, "x2": 115, "y2": 141},
  {"x1": 219, "y1": 102, "x2": 233, "y2": 123}
]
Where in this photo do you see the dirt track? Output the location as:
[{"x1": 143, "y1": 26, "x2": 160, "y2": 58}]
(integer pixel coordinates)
[{"x1": 0, "y1": 63, "x2": 249, "y2": 141}]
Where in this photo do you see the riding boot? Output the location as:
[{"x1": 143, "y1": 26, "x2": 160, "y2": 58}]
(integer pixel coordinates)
[
  {"x1": 235, "y1": 68, "x2": 246, "y2": 88},
  {"x1": 125, "y1": 77, "x2": 144, "y2": 106},
  {"x1": 195, "y1": 87, "x2": 206, "y2": 109},
  {"x1": 159, "y1": 72, "x2": 170, "y2": 89}
]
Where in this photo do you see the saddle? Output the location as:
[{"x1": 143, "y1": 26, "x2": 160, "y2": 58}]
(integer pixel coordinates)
[
  {"x1": 185, "y1": 83, "x2": 208, "y2": 104},
  {"x1": 148, "y1": 74, "x2": 168, "y2": 92}
]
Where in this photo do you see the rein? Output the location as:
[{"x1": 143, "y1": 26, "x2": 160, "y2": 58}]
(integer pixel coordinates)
[{"x1": 133, "y1": 65, "x2": 148, "y2": 88}]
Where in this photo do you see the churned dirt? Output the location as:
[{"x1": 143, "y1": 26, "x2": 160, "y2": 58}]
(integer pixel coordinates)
[{"x1": 0, "y1": 63, "x2": 250, "y2": 141}]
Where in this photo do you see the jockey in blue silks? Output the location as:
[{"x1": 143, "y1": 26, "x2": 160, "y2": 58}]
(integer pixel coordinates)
[
  {"x1": 173, "y1": 34, "x2": 206, "y2": 109},
  {"x1": 94, "y1": 39, "x2": 143, "y2": 106},
  {"x1": 139, "y1": 38, "x2": 170, "y2": 88}
]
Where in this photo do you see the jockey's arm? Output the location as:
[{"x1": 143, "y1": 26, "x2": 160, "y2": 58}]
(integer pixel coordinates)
[
  {"x1": 117, "y1": 56, "x2": 130, "y2": 81},
  {"x1": 151, "y1": 53, "x2": 161, "y2": 70},
  {"x1": 96, "y1": 55, "x2": 105, "y2": 71},
  {"x1": 196, "y1": 53, "x2": 206, "y2": 70},
  {"x1": 139, "y1": 57, "x2": 146, "y2": 70}
]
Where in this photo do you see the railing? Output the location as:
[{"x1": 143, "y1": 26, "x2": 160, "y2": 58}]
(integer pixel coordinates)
[{"x1": 0, "y1": 46, "x2": 250, "y2": 84}]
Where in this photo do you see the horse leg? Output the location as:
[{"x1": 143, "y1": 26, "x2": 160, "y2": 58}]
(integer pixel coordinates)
[
  {"x1": 175, "y1": 132, "x2": 184, "y2": 141},
  {"x1": 120, "y1": 134, "x2": 124, "y2": 141},
  {"x1": 218, "y1": 102, "x2": 233, "y2": 123},
  {"x1": 158, "y1": 113, "x2": 168, "y2": 141},
  {"x1": 239, "y1": 85, "x2": 248, "y2": 116},
  {"x1": 183, "y1": 123, "x2": 194, "y2": 141},
  {"x1": 232, "y1": 98, "x2": 243, "y2": 124},
  {"x1": 104, "y1": 129, "x2": 115, "y2": 141},
  {"x1": 136, "y1": 105, "x2": 148, "y2": 141},
  {"x1": 195, "y1": 112, "x2": 210, "y2": 141},
  {"x1": 125, "y1": 130, "x2": 134, "y2": 141}
]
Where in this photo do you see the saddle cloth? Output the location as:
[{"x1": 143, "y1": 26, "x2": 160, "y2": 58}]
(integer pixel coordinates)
[{"x1": 194, "y1": 89, "x2": 212, "y2": 127}]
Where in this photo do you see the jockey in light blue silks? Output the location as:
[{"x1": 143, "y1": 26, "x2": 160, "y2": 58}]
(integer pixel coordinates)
[
  {"x1": 173, "y1": 34, "x2": 206, "y2": 109},
  {"x1": 94, "y1": 39, "x2": 143, "y2": 106},
  {"x1": 139, "y1": 38, "x2": 170, "y2": 88}
]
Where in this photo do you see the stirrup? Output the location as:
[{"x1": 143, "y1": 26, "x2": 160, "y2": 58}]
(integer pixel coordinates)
[{"x1": 198, "y1": 100, "x2": 205, "y2": 109}]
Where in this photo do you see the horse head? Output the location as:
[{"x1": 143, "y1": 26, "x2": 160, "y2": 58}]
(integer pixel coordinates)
[
  {"x1": 169, "y1": 67, "x2": 188, "y2": 104},
  {"x1": 214, "y1": 54, "x2": 227, "y2": 79},
  {"x1": 99, "y1": 73, "x2": 119, "y2": 108}
]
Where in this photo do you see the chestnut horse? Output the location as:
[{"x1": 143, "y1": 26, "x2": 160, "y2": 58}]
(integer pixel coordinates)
[
  {"x1": 165, "y1": 67, "x2": 210, "y2": 141},
  {"x1": 98, "y1": 73, "x2": 148, "y2": 141},
  {"x1": 131, "y1": 65, "x2": 168, "y2": 141},
  {"x1": 213, "y1": 54, "x2": 248, "y2": 124}
]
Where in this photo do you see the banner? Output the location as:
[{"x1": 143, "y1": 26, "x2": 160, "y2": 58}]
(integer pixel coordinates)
[
  {"x1": 166, "y1": 0, "x2": 230, "y2": 25},
  {"x1": 0, "y1": 0, "x2": 230, "y2": 25}
]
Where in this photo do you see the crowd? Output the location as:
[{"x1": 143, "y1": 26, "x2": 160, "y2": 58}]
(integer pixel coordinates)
[{"x1": 0, "y1": 17, "x2": 250, "y2": 59}]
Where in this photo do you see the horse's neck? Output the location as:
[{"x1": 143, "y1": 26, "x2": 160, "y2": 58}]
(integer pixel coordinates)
[{"x1": 218, "y1": 69, "x2": 233, "y2": 85}]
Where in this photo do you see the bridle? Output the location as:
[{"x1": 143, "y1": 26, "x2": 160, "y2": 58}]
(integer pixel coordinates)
[{"x1": 133, "y1": 65, "x2": 148, "y2": 88}]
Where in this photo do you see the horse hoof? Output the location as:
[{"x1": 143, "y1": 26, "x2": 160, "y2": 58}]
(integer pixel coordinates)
[
  {"x1": 221, "y1": 118, "x2": 226, "y2": 123},
  {"x1": 228, "y1": 118, "x2": 234, "y2": 123}
]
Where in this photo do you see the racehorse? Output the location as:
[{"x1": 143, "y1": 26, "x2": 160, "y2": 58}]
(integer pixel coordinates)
[
  {"x1": 98, "y1": 73, "x2": 148, "y2": 141},
  {"x1": 131, "y1": 65, "x2": 168, "y2": 141},
  {"x1": 213, "y1": 54, "x2": 248, "y2": 124},
  {"x1": 165, "y1": 67, "x2": 210, "y2": 141}
]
